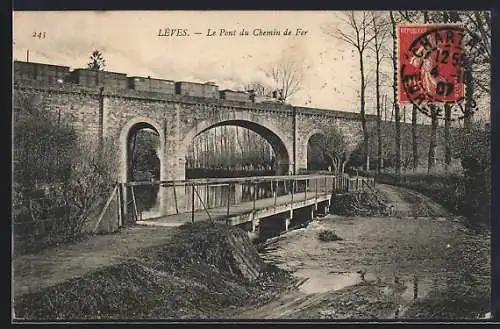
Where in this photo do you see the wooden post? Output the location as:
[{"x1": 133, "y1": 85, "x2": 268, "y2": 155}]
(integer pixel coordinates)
[
  {"x1": 269, "y1": 180, "x2": 273, "y2": 199},
  {"x1": 273, "y1": 180, "x2": 277, "y2": 206},
  {"x1": 191, "y1": 184, "x2": 195, "y2": 223},
  {"x1": 291, "y1": 178, "x2": 295, "y2": 204},
  {"x1": 94, "y1": 185, "x2": 118, "y2": 233},
  {"x1": 121, "y1": 183, "x2": 128, "y2": 216},
  {"x1": 117, "y1": 184, "x2": 123, "y2": 227},
  {"x1": 206, "y1": 184, "x2": 210, "y2": 209},
  {"x1": 252, "y1": 181, "x2": 257, "y2": 212},
  {"x1": 413, "y1": 275, "x2": 419, "y2": 300},
  {"x1": 226, "y1": 183, "x2": 231, "y2": 217},
  {"x1": 130, "y1": 186, "x2": 139, "y2": 221},
  {"x1": 194, "y1": 186, "x2": 213, "y2": 224},
  {"x1": 284, "y1": 217, "x2": 290, "y2": 231},
  {"x1": 305, "y1": 178, "x2": 308, "y2": 199},
  {"x1": 315, "y1": 177, "x2": 318, "y2": 202},
  {"x1": 173, "y1": 182, "x2": 179, "y2": 214}
]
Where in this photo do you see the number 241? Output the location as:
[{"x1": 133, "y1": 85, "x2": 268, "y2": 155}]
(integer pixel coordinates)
[{"x1": 32, "y1": 32, "x2": 46, "y2": 39}]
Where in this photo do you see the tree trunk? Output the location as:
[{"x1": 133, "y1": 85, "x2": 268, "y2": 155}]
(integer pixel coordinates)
[
  {"x1": 331, "y1": 158, "x2": 338, "y2": 174},
  {"x1": 359, "y1": 50, "x2": 369, "y2": 172},
  {"x1": 412, "y1": 104, "x2": 418, "y2": 171},
  {"x1": 444, "y1": 103, "x2": 452, "y2": 170},
  {"x1": 428, "y1": 105, "x2": 438, "y2": 173},
  {"x1": 390, "y1": 11, "x2": 401, "y2": 176},
  {"x1": 375, "y1": 54, "x2": 382, "y2": 173},
  {"x1": 463, "y1": 57, "x2": 474, "y2": 128}
]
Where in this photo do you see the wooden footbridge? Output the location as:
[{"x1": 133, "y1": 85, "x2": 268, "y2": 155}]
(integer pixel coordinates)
[{"x1": 123, "y1": 174, "x2": 375, "y2": 236}]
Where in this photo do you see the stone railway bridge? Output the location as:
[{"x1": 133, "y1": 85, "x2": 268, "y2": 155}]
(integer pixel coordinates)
[{"x1": 14, "y1": 69, "x2": 380, "y2": 217}]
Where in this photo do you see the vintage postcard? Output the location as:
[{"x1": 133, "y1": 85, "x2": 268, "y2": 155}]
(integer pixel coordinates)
[{"x1": 12, "y1": 10, "x2": 493, "y2": 321}]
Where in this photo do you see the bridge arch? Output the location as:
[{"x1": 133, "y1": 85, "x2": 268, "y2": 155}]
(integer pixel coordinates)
[
  {"x1": 301, "y1": 128, "x2": 327, "y2": 171},
  {"x1": 181, "y1": 117, "x2": 293, "y2": 176},
  {"x1": 119, "y1": 116, "x2": 165, "y2": 184}
]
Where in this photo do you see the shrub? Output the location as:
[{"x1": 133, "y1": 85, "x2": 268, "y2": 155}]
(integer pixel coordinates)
[
  {"x1": 330, "y1": 190, "x2": 393, "y2": 216},
  {"x1": 317, "y1": 230, "x2": 343, "y2": 242},
  {"x1": 13, "y1": 92, "x2": 76, "y2": 187},
  {"x1": 12, "y1": 92, "x2": 117, "y2": 254}
]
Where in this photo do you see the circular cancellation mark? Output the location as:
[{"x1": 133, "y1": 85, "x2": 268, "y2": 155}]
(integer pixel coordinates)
[{"x1": 399, "y1": 24, "x2": 470, "y2": 118}]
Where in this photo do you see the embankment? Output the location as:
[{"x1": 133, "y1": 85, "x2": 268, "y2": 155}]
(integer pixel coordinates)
[{"x1": 13, "y1": 221, "x2": 297, "y2": 320}]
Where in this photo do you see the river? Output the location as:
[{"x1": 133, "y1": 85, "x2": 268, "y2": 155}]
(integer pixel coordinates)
[{"x1": 235, "y1": 184, "x2": 491, "y2": 319}]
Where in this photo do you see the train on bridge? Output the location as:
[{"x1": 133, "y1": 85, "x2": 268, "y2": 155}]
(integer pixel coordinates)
[{"x1": 13, "y1": 60, "x2": 282, "y2": 104}]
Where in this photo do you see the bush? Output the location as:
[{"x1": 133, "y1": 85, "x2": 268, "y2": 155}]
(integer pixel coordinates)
[
  {"x1": 12, "y1": 92, "x2": 117, "y2": 254},
  {"x1": 330, "y1": 190, "x2": 393, "y2": 216},
  {"x1": 317, "y1": 230, "x2": 343, "y2": 242},
  {"x1": 13, "y1": 92, "x2": 76, "y2": 187}
]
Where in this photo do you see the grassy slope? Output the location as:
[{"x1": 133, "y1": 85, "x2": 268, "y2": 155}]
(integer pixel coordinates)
[{"x1": 14, "y1": 222, "x2": 297, "y2": 320}]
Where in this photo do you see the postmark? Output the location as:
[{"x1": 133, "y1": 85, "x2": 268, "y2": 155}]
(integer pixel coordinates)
[{"x1": 398, "y1": 24, "x2": 466, "y2": 117}]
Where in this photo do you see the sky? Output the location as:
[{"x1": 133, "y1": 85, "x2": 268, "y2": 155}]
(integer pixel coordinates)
[{"x1": 13, "y1": 10, "x2": 369, "y2": 111}]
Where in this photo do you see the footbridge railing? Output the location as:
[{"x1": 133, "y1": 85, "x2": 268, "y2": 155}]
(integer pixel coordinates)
[{"x1": 121, "y1": 174, "x2": 375, "y2": 223}]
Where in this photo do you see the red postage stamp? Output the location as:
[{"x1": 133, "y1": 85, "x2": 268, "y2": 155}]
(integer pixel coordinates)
[{"x1": 398, "y1": 24, "x2": 465, "y2": 106}]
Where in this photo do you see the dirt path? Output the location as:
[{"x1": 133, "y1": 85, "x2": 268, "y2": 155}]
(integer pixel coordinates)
[
  {"x1": 375, "y1": 183, "x2": 451, "y2": 217},
  {"x1": 13, "y1": 225, "x2": 177, "y2": 298}
]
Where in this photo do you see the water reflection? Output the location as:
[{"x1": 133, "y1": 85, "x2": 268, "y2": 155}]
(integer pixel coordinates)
[
  {"x1": 132, "y1": 184, "x2": 159, "y2": 219},
  {"x1": 259, "y1": 218, "x2": 439, "y2": 300}
]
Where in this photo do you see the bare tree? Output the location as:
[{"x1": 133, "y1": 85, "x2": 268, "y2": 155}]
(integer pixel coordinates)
[
  {"x1": 313, "y1": 132, "x2": 346, "y2": 173},
  {"x1": 269, "y1": 56, "x2": 305, "y2": 103},
  {"x1": 461, "y1": 11, "x2": 491, "y2": 95},
  {"x1": 411, "y1": 104, "x2": 419, "y2": 170},
  {"x1": 314, "y1": 129, "x2": 361, "y2": 174},
  {"x1": 244, "y1": 55, "x2": 304, "y2": 104},
  {"x1": 389, "y1": 11, "x2": 402, "y2": 175},
  {"x1": 370, "y1": 12, "x2": 390, "y2": 173},
  {"x1": 455, "y1": 11, "x2": 491, "y2": 127},
  {"x1": 421, "y1": 11, "x2": 441, "y2": 173},
  {"x1": 87, "y1": 50, "x2": 106, "y2": 70},
  {"x1": 326, "y1": 11, "x2": 376, "y2": 171}
]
